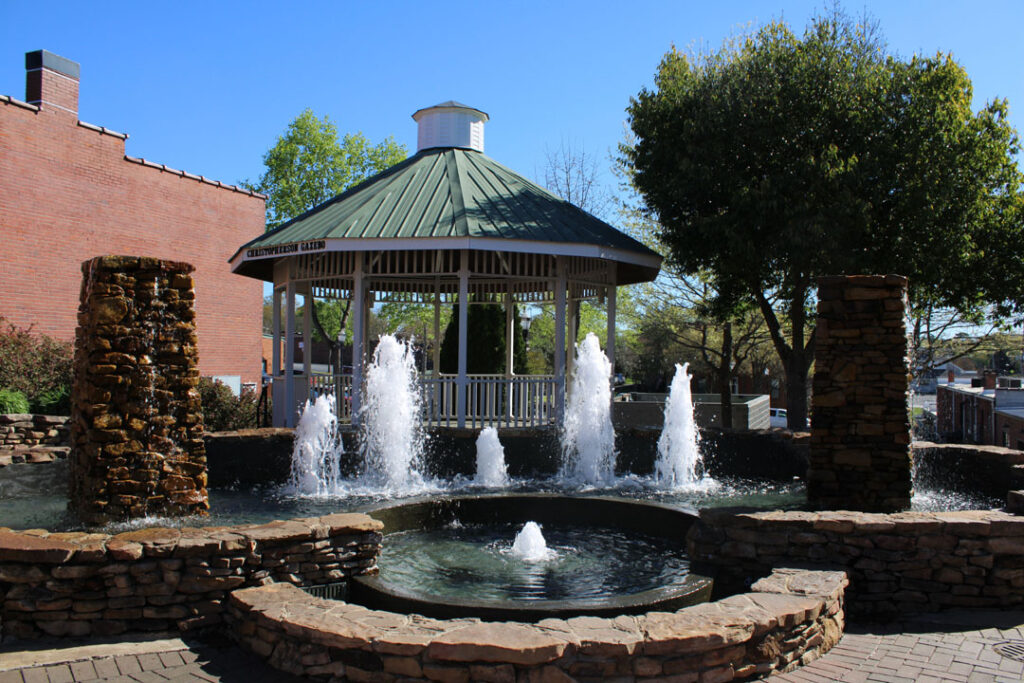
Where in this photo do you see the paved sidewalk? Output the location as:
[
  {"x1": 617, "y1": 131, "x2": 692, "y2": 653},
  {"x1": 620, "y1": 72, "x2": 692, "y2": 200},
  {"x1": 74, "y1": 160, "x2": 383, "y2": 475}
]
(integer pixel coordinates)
[
  {"x1": 2, "y1": 610, "x2": 1023, "y2": 682},
  {"x1": 0, "y1": 633, "x2": 305, "y2": 683},
  {"x1": 775, "y1": 610, "x2": 1024, "y2": 683}
]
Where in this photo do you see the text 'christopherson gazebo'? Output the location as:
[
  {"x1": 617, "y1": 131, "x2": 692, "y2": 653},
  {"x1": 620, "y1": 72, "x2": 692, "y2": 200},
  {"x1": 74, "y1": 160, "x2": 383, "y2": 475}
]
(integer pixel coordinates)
[{"x1": 229, "y1": 102, "x2": 661, "y2": 429}]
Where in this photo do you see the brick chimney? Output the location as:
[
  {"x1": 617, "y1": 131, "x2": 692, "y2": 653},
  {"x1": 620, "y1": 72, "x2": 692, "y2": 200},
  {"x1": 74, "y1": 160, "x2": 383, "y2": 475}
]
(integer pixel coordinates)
[
  {"x1": 25, "y1": 50, "x2": 79, "y2": 117},
  {"x1": 983, "y1": 370, "x2": 998, "y2": 390},
  {"x1": 947, "y1": 369, "x2": 956, "y2": 384}
]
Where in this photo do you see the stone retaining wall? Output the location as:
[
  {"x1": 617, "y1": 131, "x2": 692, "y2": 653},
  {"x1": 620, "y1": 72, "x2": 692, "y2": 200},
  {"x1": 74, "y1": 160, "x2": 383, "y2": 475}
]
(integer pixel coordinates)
[
  {"x1": 913, "y1": 442, "x2": 1024, "y2": 499},
  {"x1": 689, "y1": 508, "x2": 1024, "y2": 618},
  {"x1": 0, "y1": 414, "x2": 70, "y2": 466},
  {"x1": 0, "y1": 513, "x2": 382, "y2": 639},
  {"x1": 226, "y1": 567, "x2": 847, "y2": 682}
]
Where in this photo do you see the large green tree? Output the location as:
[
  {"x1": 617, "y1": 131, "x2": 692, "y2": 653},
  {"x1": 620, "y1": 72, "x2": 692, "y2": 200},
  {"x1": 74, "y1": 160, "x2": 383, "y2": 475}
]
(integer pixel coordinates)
[
  {"x1": 247, "y1": 108, "x2": 407, "y2": 231},
  {"x1": 247, "y1": 109, "x2": 408, "y2": 369},
  {"x1": 626, "y1": 11, "x2": 1024, "y2": 428}
]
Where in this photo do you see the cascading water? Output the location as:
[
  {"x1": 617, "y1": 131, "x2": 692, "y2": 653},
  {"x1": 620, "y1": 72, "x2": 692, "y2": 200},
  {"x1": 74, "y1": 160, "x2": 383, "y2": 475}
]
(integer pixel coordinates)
[
  {"x1": 654, "y1": 363, "x2": 708, "y2": 489},
  {"x1": 510, "y1": 521, "x2": 553, "y2": 562},
  {"x1": 560, "y1": 333, "x2": 616, "y2": 486},
  {"x1": 359, "y1": 334, "x2": 426, "y2": 490},
  {"x1": 474, "y1": 427, "x2": 509, "y2": 488},
  {"x1": 288, "y1": 394, "x2": 343, "y2": 495}
]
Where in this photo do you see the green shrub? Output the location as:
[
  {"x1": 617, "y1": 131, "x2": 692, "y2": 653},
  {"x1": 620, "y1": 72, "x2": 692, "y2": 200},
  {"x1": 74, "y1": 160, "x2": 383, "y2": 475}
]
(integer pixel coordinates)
[
  {"x1": 30, "y1": 385, "x2": 71, "y2": 415},
  {"x1": 199, "y1": 377, "x2": 260, "y2": 432},
  {"x1": 0, "y1": 388, "x2": 30, "y2": 414},
  {"x1": 0, "y1": 317, "x2": 73, "y2": 413}
]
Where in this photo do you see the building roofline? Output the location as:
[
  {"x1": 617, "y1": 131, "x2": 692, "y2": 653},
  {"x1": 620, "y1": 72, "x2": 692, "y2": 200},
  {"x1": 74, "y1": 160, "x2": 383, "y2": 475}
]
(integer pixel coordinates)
[
  {"x1": 78, "y1": 120, "x2": 128, "y2": 140},
  {"x1": 3, "y1": 91, "x2": 264, "y2": 201},
  {"x1": 0, "y1": 93, "x2": 39, "y2": 112},
  {"x1": 124, "y1": 156, "x2": 266, "y2": 199}
]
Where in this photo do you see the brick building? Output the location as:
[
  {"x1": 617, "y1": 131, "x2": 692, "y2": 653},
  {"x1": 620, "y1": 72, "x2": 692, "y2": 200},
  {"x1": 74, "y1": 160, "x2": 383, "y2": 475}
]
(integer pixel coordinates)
[
  {"x1": 936, "y1": 371, "x2": 1024, "y2": 450},
  {"x1": 0, "y1": 50, "x2": 265, "y2": 384}
]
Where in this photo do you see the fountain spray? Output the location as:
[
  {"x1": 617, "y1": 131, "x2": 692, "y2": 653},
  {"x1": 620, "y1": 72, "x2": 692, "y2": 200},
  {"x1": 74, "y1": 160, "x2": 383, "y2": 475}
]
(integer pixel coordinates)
[
  {"x1": 359, "y1": 334, "x2": 426, "y2": 490},
  {"x1": 560, "y1": 333, "x2": 616, "y2": 486},
  {"x1": 654, "y1": 363, "x2": 706, "y2": 488}
]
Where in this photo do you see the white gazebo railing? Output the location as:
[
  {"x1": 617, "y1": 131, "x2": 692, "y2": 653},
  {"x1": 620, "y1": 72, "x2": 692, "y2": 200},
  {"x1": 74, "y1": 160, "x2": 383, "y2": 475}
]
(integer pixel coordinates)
[
  {"x1": 463, "y1": 374, "x2": 558, "y2": 429},
  {"x1": 308, "y1": 373, "x2": 354, "y2": 422},
  {"x1": 306, "y1": 372, "x2": 557, "y2": 428}
]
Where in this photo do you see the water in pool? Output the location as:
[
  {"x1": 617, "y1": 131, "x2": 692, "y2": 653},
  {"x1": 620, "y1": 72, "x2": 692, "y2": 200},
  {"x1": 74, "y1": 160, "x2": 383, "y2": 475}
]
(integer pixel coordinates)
[
  {"x1": 0, "y1": 458, "x2": 999, "y2": 532},
  {"x1": 376, "y1": 521, "x2": 693, "y2": 602}
]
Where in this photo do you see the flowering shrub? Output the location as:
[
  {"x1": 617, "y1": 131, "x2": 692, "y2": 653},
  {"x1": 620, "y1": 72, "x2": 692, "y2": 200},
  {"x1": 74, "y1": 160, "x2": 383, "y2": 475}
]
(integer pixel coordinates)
[
  {"x1": 198, "y1": 377, "x2": 262, "y2": 432},
  {"x1": 0, "y1": 318, "x2": 73, "y2": 414}
]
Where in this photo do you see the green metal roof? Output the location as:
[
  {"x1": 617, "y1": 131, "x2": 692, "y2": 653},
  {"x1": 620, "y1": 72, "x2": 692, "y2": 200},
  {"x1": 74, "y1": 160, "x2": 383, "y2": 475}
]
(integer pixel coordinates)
[{"x1": 231, "y1": 147, "x2": 661, "y2": 283}]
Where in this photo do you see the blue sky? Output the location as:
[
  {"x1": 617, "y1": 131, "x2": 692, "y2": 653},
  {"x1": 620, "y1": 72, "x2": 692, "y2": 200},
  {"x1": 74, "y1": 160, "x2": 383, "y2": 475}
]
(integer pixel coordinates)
[{"x1": 2, "y1": 1, "x2": 1022, "y2": 199}]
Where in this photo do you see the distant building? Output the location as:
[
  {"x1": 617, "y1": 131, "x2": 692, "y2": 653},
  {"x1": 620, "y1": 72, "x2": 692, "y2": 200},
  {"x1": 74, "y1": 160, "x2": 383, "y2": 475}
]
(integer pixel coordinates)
[
  {"x1": 0, "y1": 50, "x2": 265, "y2": 384},
  {"x1": 936, "y1": 370, "x2": 1024, "y2": 450},
  {"x1": 913, "y1": 361, "x2": 976, "y2": 394}
]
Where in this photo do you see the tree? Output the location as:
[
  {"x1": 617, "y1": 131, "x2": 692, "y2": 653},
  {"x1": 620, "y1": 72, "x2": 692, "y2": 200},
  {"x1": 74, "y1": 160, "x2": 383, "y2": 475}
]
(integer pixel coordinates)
[
  {"x1": 613, "y1": 150, "x2": 774, "y2": 424},
  {"x1": 247, "y1": 109, "x2": 408, "y2": 371},
  {"x1": 539, "y1": 140, "x2": 618, "y2": 365},
  {"x1": 439, "y1": 299, "x2": 527, "y2": 374},
  {"x1": 637, "y1": 276, "x2": 771, "y2": 428},
  {"x1": 247, "y1": 109, "x2": 407, "y2": 231},
  {"x1": 908, "y1": 304, "x2": 1007, "y2": 384},
  {"x1": 626, "y1": 10, "x2": 1024, "y2": 428},
  {"x1": 542, "y1": 140, "x2": 612, "y2": 221}
]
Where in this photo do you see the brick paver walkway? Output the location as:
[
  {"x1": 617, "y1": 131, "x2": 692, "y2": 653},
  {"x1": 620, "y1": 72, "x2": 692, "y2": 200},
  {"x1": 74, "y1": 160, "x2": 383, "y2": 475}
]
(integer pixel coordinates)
[
  {"x1": 2, "y1": 610, "x2": 1023, "y2": 682},
  {"x1": 0, "y1": 634, "x2": 304, "y2": 683},
  {"x1": 776, "y1": 610, "x2": 1024, "y2": 683}
]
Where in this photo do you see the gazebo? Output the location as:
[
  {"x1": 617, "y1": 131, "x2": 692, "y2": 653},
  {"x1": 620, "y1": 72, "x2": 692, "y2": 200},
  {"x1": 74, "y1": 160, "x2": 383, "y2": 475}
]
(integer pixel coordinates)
[{"x1": 229, "y1": 102, "x2": 661, "y2": 428}]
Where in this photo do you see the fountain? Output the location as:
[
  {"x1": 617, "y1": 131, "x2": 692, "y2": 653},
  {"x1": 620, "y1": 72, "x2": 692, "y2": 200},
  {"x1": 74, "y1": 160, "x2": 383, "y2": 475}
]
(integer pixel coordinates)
[
  {"x1": 510, "y1": 521, "x2": 552, "y2": 561},
  {"x1": 654, "y1": 363, "x2": 709, "y2": 489},
  {"x1": 560, "y1": 332, "x2": 616, "y2": 486},
  {"x1": 350, "y1": 494, "x2": 713, "y2": 621},
  {"x1": 358, "y1": 334, "x2": 426, "y2": 491},
  {"x1": 287, "y1": 394, "x2": 343, "y2": 496},
  {"x1": 474, "y1": 426, "x2": 509, "y2": 488}
]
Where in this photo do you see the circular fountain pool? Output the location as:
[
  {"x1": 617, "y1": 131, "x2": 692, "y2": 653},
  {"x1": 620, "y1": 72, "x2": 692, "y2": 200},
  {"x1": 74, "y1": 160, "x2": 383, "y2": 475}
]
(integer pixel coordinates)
[{"x1": 350, "y1": 494, "x2": 713, "y2": 621}]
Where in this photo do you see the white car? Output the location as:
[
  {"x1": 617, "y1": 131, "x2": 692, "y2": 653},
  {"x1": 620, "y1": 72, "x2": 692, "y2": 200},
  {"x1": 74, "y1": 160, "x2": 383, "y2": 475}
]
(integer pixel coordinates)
[{"x1": 769, "y1": 408, "x2": 788, "y2": 428}]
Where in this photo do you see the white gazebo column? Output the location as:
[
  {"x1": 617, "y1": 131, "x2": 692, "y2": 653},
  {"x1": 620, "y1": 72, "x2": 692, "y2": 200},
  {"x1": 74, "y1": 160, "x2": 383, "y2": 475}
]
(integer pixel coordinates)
[
  {"x1": 284, "y1": 281, "x2": 297, "y2": 427},
  {"x1": 302, "y1": 285, "x2": 313, "y2": 382},
  {"x1": 505, "y1": 289, "x2": 515, "y2": 424},
  {"x1": 271, "y1": 288, "x2": 282, "y2": 378},
  {"x1": 554, "y1": 258, "x2": 567, "y2": 422},
  {"x1": 567, "y1": 293, "x2": 578, "y2": 392},
  {"x1": 504, "y1": 290, "x2": 515, "y2": 377},
  {"x1": 363, "y1": 286, "x2": 374, "y2": 360},
  {"x1": 271, "y1": 287, "x2": 283, "y2": 426},
  {"x1": 456, "y1": 250, "x2": 469, "y2": 428},
  {"x1": 433, "y1": 285, "x2": 441, "y2": 375},
  {"x1": 351, "y1": 257, "x2": 365, "y2": 423},
  {"x1": 606, "y1": 284, "x2": 617, "y2": 375}
]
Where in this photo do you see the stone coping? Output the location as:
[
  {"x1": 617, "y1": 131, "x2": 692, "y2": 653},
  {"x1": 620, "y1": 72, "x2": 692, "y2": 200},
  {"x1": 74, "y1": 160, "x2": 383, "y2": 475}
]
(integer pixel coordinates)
[
  {"x1": 697, "y1": 505, "x2": 1024, "y2": 532},
  {"x1": 690, "y1": 507, "x2": 1024, "y2": 618},
  {"x1": 226, "y1": 567, "x2": 848, "y2": 680},
  {"x1": 0, "y1": 512, "x2": 382, "y2": 564},
  {"x1": 915, "y1": 441, "x2": 1024, "y2": 464}
]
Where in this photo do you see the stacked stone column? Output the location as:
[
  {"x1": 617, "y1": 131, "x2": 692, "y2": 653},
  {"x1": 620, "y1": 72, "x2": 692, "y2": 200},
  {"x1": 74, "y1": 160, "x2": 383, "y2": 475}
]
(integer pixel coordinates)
[
  {"x1": 808, "y1": 275, "x2": 911, "y2": 512},
  {"x1": 70, "y1": 256, "x2": 209, "y2": 524}
]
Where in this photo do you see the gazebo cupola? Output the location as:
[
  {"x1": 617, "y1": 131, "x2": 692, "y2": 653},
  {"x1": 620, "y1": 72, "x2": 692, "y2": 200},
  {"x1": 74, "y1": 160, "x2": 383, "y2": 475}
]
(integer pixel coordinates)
[
  {"x1": 230, "y1": 102, "x2": 662, "y2": 428},
  {"x1": 413, "y1": 101, "x2": 487, "y2": 152}
]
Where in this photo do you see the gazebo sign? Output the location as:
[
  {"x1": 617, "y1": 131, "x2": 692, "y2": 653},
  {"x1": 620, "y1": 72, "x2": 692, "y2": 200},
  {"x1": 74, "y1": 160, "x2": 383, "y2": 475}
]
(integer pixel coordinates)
[
  {"x1": 229, "y1": 102, "x2": 661, "y2": 429},
  {"x1": 246, "y1": 240, "x2": 326, "y2": 259}
]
